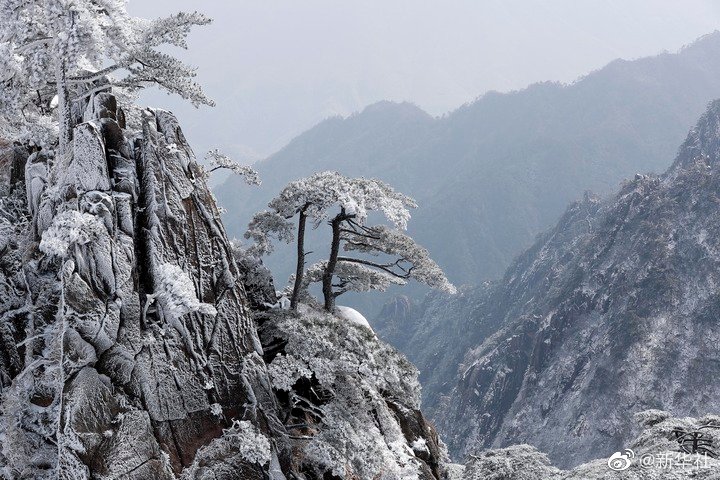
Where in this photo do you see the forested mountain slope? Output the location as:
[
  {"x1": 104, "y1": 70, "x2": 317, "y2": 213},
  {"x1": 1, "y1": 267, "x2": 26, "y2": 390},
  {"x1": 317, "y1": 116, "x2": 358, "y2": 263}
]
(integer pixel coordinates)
[
  {"x1": 217, "y1": 32, "x2": 720, "y2": 305},
  {"x1": 413, "y1": 100, "x2": 720, "y2": 469}
]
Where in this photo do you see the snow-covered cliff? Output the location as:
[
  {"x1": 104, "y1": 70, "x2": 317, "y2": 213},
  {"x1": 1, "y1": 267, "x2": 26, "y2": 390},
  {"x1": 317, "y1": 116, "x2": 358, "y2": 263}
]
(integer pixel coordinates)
[{"x1": 0, "y1": 94, "x2": 451, "y2": 479}]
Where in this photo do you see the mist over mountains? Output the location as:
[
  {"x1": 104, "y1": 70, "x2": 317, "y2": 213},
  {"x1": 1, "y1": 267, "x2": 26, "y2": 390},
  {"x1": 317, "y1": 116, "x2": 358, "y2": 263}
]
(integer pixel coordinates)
[{"x1": 216, "y1": 32, "x2": 720, "y2": 315}]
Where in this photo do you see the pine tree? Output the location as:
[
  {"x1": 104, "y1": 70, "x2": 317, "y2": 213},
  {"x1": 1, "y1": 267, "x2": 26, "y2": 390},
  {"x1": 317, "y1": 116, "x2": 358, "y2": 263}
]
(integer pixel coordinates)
[
  {"x1": 246, "y1": 171, "x2": 455, "y2": 312},
  {"x1": 204, "y1": 149, "x2": 261, "y2": 185},
  {"x1": 0, "y1": 0, "x2": 213, "y2": 155}
]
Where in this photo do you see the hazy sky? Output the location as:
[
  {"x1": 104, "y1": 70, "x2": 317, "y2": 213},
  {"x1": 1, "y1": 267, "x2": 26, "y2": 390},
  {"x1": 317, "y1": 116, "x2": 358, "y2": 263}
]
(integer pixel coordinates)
[{"x1": 128, "y1": 0, "x2": 720, "y2": 160}]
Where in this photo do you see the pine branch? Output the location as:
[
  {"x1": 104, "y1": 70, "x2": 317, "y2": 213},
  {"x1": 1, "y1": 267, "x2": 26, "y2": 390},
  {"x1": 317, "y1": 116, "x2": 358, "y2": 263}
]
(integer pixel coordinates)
[
  {"x1": 336, "y1": 256, "x2": 412, "y2": 279},
  {"x1": 16, "y1": 37, "x2": 53, "y2": 53}
]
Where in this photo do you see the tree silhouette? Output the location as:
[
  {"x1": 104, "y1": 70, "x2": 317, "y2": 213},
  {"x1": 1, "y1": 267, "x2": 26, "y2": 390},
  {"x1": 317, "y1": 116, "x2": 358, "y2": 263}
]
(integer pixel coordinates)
[{"x1": 672, "y1": 426, "x2": 718, "y2": 458}]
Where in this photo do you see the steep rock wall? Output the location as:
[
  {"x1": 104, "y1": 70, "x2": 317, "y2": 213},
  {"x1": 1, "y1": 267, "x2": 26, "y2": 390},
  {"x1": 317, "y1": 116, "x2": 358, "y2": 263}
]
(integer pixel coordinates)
[{"x1": 1, "y1": 96, "x2": 284, "y2": 478}]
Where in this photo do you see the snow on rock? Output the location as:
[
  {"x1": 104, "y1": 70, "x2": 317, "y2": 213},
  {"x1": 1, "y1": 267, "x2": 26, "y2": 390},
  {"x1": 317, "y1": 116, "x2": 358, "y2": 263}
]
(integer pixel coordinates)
[
  {"x1": 38, "y1": 209, "x2": 105, "y2": 257},
  {"x1": 0, "y1": 94, "x2": 288, "y2": 479},
  {"x1": 412, "y1": 438, "x2": 429, "y2": 454},
  {"x1": 61, "y1": 121, "x2": 111, "y2": 193},
  {"x1": 256, "y1": 308, "x2": 453, "y2": 479},
  {"x1": 153, "y1": 263, "x2": 218, "y2": 319},
  {"x1": 464, "y1": 411, "x2": 720, "y2": 479},
  {"x1": 335, "y1": 305, "x2": 373, "y2": 331}
]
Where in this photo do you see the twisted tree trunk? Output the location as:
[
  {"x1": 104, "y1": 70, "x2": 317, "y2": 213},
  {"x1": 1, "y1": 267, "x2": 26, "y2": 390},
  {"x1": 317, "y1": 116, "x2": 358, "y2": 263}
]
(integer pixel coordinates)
[
  {"x1": 55, "y1": 58, "x2": 72, "y2": 157},
  {"x1": 290, "y1": 208, "x2": 307, "y2": 310},
  {"x1": 322, "y1": 209, "x2": 355, "y2": 311}
]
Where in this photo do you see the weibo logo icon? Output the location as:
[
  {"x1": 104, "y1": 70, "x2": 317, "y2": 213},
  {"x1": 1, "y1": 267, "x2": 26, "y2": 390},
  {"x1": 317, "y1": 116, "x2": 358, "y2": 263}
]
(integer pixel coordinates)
[{"x1": 607, "y1": 449, "x2": 635, "y2": 471}]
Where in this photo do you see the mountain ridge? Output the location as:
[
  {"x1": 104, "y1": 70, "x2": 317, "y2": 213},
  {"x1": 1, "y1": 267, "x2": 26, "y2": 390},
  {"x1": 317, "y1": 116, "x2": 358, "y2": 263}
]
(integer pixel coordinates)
[
  {"x1": 415, "y1": 99, "x2": 720, "y2": 468},
  {"x1": 216, "y1": 31, "x2": 720, "y2": 319}
]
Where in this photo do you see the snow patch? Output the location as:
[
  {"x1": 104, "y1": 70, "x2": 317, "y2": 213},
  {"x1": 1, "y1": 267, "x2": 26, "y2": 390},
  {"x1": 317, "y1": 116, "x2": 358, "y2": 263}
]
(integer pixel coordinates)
[
  {"x1": 152, "y1": 263, "x2": 217, "y2": 320},
  {"x1": 336, "y1": 305, "x2": 373, "y2": 331},
  {"x1": 411, "y1": 437, "x2": 428, "y2": 453}
]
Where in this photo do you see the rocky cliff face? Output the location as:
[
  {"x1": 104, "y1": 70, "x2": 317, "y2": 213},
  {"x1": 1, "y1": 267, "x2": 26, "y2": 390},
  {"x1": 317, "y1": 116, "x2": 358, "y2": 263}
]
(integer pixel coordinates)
[
  {"x1": 416, "y1": 101, "x2": 720, "y2": 468},
  {"x1": 1, "y1": 95, "x2": 284, "y2": 479},
  {"x1": 0, "y1": 94, "x2": 450, "y2": 479}
]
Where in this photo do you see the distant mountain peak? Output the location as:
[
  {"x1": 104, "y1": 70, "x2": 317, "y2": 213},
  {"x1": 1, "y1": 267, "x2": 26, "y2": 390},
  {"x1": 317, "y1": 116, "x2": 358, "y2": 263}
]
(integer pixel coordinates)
[
  {"x1": 351, "y1": 100, "x2": 433, "y2": 123},
  {"x1": 216, "y1": 32, "x2": 720, "y2": 315},
  {"x1": 679, "y1": 29, "x2": 720, "y2": 53}
]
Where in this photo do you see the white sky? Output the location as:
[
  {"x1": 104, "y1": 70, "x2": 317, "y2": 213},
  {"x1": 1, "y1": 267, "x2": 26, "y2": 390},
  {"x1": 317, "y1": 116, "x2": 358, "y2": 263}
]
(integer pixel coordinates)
[{"x1": 128, "y1": 0, "x2": 720, "y2": 159}]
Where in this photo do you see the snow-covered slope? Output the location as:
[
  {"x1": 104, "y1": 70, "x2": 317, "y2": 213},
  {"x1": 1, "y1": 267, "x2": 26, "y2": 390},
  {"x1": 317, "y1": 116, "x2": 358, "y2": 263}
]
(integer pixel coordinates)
[
  {"x1": 256, "y1": 309, "x2": 451, "y2": 478},
  {"x1": 409, "y1": 100, "x2": 720, "y2": 468},
  {"x1": 335, "y1": 305, "x2": 373, "y2": 331}
]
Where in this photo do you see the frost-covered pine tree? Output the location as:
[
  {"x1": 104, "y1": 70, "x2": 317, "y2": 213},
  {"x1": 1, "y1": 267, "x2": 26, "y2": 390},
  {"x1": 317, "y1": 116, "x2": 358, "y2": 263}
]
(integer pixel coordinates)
[
  {"x1": 246, "y1": 171, "x2": 455, "y2": 312},
  {"x1": 0, "y1": 0, "x2": 213, "y2": 155},
  {"x1": 246, "y1": 171, "x2": 355, "y2": 310}
]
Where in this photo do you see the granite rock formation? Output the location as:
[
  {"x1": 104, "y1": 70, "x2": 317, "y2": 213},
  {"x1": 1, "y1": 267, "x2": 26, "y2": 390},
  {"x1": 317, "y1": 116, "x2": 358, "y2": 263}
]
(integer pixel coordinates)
[{"x1": 0, "y1": 94, "x2": 450, "y2": 479}]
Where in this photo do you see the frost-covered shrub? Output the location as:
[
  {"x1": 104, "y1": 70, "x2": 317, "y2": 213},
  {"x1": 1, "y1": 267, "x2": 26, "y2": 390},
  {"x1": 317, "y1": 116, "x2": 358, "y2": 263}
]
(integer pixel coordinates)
[
  {"x1": 463, "y1": 445, "x2": 562, "y2": 480},
  {"x1": 0, "y1": 317, "x2": 66, "y2": 480},
  {"x1": 0, "y1": 185, "x2": 29, "y2": 254},
  {"x1": 635, "y1": 409, "x2": 671, "y2": 427},
  {"x1": 302, "y1": 387, "x2": 422, "y2": 479},
  {"x1": 231, "y1": 241, "x2": 277, "y2": 309},
  {"x1": 180, "y1": 419, "x2": 271, "y2": 479},
  {"x1": 39, "y1": 209, "x2": 105, "y2": 257},
  {"x1": 262, "y1": 309, "x2": 439, "y2": 479},
  {"x1": 266, "y1": 354, "x2": 312, "y2": 392},
  {"x1": 266, "y1": 310, "x2": 418, "y2": 403},
  {"x1": 0, "y1": 189, "x2": 74, "y2": 479},
  {"x1": 221, "y1": 420, "x2": 271, "y2": 465}
]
